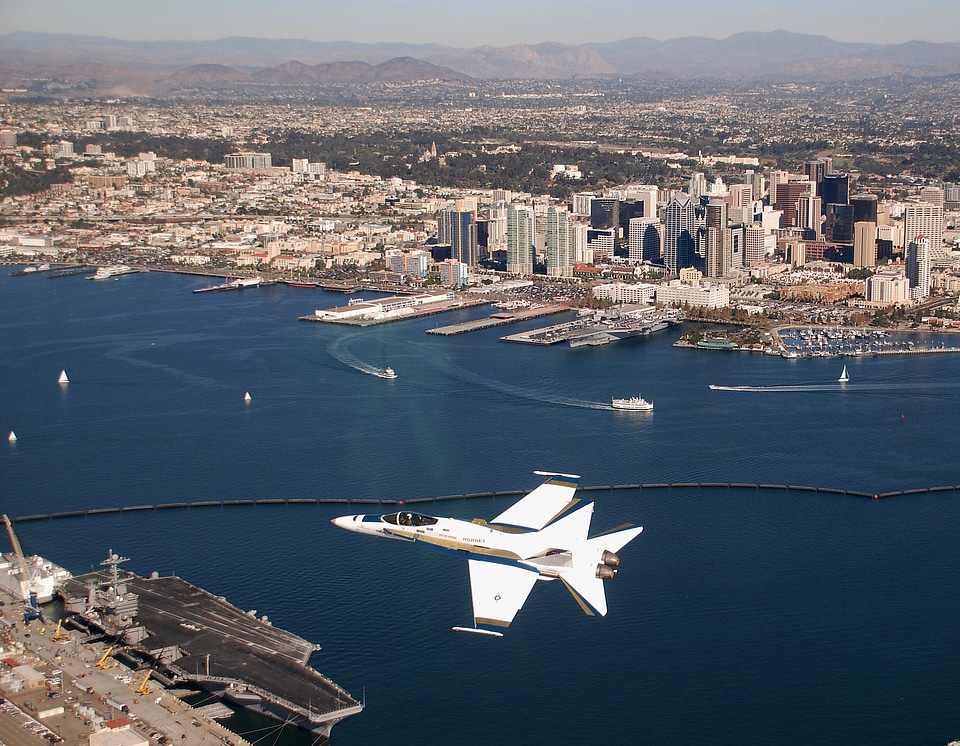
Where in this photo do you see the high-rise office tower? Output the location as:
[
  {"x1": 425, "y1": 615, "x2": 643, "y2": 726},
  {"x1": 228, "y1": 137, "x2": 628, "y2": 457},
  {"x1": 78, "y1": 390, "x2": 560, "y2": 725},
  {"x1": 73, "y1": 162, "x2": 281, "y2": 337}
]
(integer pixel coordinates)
[
  {"x1": 506, "y1": 204, "x2": 536, "y2": 275},
  {"x1": 545, "y1": 206, "x2": 574, "y2": 277},
  {"x1": 573, "y1": 193, "x2": 595, "y2": 217},
  {"x1": 804, "y1": 159, "x2": 828, "y2": 191},
  {"x1": 486, "y1": 201, "x2": 509, "y2": 250},
  {"x1": 851, "y1": 193, "x2": 879, "y2": 224},
  {"x1": 438, "y1": 209, "x2": 478, "y2": 267},
  {"x1": 628, "y1": 217, "x2": 661, "y2": 264},
  {"x1": 745, "y1": 225, "x2": 768, "y2": 266},
  {"x1": 729, "y1": 183, "x2": 754, "y2": 211},
  {"x1": 919, "y1": 186, "x2": 944, "y2": 208},
  {"x1": 903, "y1": 201, "x2": 944, "y2": 254},
  {"x1": 825, "y1": 203, "x2": 855, "y2": 244},
  {"x1": 688, "y1": 172, "x2": 708, "y2": 202},
  {"x1": 821, "y1": 173, "x2": 850, "y2": 214},
  {"x1": 590, "y1": 198, "x2": 620, "y2": 231},
  {"x1": 773, "y1": 180, "x2": 813, "y2": 227},
  {"x1": 907, "y1": 236, "x2": 931, "y2": 300},
  {"x1": 570, "y1": 222, "x2": 590, "y2": 264},
  {"x1": 797, "y1": 195, "x2": 823, "y2": 237},
  {"x1": 853, "y1": 221, "x2": 878, "y2": 268},
  {"x1": 702, "y1": 199, "x2": 729, "y2": 278},
  {"x1": 664, "y1": 192, "x2": 697, "y2": 276}
]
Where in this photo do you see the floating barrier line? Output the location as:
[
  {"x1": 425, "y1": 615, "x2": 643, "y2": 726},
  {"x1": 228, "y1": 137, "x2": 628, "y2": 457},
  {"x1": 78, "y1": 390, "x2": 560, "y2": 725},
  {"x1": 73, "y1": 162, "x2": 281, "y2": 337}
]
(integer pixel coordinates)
[{"x1": 12, "y1": 484, "x2": 960, "y2": 522}]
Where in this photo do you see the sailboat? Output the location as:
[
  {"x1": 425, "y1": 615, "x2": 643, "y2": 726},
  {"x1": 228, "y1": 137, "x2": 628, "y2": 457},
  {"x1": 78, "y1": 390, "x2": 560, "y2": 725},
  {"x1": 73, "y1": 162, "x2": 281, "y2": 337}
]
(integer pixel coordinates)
[
  {"x1": 838, "y1": 365, "x2": 850, "y2": 383},
  {"x1": 244, "y1": 392, "x2": 252, "y2": 402},
  {"x1": 58, "y1": 369, "x2": 69, "y2": 384}
]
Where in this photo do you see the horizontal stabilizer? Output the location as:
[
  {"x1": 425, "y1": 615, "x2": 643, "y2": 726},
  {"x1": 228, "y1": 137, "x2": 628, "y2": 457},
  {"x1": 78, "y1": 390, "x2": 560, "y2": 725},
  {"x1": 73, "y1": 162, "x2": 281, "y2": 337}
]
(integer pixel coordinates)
[{"x1": 561, "y1": 571, "x2": 609, "y2": 617}]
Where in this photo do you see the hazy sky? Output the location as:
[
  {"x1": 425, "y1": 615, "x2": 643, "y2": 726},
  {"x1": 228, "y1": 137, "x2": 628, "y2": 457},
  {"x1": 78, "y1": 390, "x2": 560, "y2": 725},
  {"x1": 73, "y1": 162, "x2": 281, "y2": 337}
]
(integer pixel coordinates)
[{"x1": 3, "y1": 0, "x2": 957, "y2": 46}]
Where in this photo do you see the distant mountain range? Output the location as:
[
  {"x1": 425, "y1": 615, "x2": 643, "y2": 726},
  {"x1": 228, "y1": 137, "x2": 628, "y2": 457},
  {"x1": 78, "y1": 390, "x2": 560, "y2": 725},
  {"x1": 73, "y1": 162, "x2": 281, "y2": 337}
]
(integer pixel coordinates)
[{"x1": 2, "y1": 30, "x2": 960, "y2": 96}]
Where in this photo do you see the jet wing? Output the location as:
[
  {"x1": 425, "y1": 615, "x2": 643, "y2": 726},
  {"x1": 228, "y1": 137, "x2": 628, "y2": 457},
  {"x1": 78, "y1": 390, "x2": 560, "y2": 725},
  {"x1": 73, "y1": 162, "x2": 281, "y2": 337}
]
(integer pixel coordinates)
[
  {"x1": 458, "y1": 559, "x2": 540, "y2": 636},
  {"x1": 491, "y1": 472, "x2": 581, "y2": 531}
]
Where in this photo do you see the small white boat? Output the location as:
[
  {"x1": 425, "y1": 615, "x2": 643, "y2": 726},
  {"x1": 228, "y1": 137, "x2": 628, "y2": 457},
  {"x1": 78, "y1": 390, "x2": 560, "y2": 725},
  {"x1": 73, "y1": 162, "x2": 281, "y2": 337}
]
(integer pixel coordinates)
[
  {"x1": 7, "y1": 431, "x2": 16, "y2": 442},
  {"x1": 58, "y1": 369, "x2": 69, "y2": 384},
  {"x1": 612, "y1": 394, "x2": 653, "y2": 411},
  {"x1": 839, "y1": 365, "x2": 850, "y2": 383},
  {"x1": 377, "y1": 367, "x2": 397, "y2": 379},
  {"x1": 244, "y1": 392, "x2": 252, "y2": 402}
]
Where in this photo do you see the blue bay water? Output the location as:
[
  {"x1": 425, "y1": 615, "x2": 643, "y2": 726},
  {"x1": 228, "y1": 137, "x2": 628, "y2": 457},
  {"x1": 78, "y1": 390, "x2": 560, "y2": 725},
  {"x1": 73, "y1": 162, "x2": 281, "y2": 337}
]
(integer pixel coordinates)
[{"x1": 1, "y1": 269, "x2": 959, "y2": 745}]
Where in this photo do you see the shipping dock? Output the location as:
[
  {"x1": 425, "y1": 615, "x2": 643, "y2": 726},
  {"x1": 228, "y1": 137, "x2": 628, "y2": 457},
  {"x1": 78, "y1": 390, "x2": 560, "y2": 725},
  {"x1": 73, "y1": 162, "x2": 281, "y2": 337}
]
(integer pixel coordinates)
[{"x1": 57, "y1": 552, "x2": 362, "y2": 739}]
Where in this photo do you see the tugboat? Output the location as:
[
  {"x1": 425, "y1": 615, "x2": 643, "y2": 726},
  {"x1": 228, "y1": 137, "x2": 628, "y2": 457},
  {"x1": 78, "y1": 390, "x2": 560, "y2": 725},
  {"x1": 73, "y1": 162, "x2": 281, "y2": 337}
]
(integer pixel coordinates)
[{"x1": 611, "y1": 394, "x2": 653, "y2": 411}]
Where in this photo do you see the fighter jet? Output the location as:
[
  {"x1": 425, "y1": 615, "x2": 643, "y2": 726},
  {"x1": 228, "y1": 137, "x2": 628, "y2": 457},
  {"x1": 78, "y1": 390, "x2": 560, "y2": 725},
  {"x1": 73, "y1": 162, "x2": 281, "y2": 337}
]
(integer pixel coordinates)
[{"x1": 331, "y1": 472, "x2": 643, "y2": 637}]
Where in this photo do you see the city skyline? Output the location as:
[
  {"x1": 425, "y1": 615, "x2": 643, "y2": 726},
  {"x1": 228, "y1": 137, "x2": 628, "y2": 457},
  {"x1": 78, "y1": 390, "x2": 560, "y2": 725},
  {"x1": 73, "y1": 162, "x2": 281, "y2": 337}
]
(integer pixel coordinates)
[{"x1": 4, "y1": 0, "x2": 958, "y2": 48}]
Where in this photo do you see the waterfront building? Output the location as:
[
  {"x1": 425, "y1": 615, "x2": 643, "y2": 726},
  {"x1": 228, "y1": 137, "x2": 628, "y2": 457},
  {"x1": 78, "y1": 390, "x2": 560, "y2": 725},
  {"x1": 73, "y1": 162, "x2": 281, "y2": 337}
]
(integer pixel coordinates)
[
  {"x1": 387, "y1": 250, "x2": 429, "y2": 278},
  {"x1": 664, "y1": 192, "x2": 697, "y2": 276},
  {"x1": 438, "y1": 209, "x2": 478, "y2": 267},
  {"x1": 439, "y1": 258, "x2": 469, "y2": 288},
  {"x1": 545, "y1": 206, "x2": 574, "y2": 277},
  {"x1": 866, "y1": 269, "x2": 910, "y2": 305},
  {"x1": 506, "y1": 204, "x2": 536, "y2": 275},
  {"x1": 907, "y1": 236, "x2": 931, "y2": 300},
  {"x1": 591, "y1": 282, "x2": 657, "y2": 304},
  {"x1": 628, "y1": 217, "x2": 661, "y2": 264},
  {"x1": 486, "y1": 201, "x2": 509, "y2": 251},
  {"x1": 656, "y1": 280, "x2": 730, "y2": 309}
]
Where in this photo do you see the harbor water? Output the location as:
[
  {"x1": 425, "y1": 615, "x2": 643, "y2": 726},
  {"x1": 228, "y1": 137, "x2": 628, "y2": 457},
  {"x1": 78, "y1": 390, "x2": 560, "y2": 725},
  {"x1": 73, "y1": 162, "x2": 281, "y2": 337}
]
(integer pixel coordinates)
[{"x1": 1, "y1": 269, "x2": 959, "y2": 745}]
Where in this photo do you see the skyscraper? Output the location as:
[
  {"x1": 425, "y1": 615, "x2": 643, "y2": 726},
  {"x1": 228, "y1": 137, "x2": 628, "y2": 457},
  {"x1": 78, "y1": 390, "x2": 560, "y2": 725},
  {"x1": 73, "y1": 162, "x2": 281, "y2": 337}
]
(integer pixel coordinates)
[
  {"x1": 702, "y1": 199, "x2": 729, "y2": 278},
  {"x1": 907, "y1": 236, "x2": 931, "y2": 300},
  {"x1": 853, "y1": 221, "x2": 878, "y2": 268},
  {"x1": 851, "y1": 193, "x2": 879, "y2": 224},
  {"x1": 688, "y1": 173, "x2": 708, "y2": 202},
  {"x1": 545, "y1": 206, "x2": 573, "y2": 278},
  {"x1": 664, "y1": 193, "x2": 697, "y2": 276},
  {"x1": 628, "y1": 217, "x2": 661, "y2": 264},
  {"x1": 821, "y1": 173, "x2": 850, "y2": 214},
  {"x1": 903, "y1": 201, "x2": 944, "y2": 254},
  {"x1": 438, "y1": 209, "x2": 478, "y2": 267},
  {"x1": 506, "y1": 204, "x2": 536, "y2": 275}
]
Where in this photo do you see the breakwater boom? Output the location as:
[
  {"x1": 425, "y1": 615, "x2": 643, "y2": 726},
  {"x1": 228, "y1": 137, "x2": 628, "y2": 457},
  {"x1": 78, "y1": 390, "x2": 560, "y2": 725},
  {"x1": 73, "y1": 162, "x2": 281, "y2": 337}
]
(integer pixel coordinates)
[{"x1": 11, "y1": 482, "x2": 960, "y2": 526}]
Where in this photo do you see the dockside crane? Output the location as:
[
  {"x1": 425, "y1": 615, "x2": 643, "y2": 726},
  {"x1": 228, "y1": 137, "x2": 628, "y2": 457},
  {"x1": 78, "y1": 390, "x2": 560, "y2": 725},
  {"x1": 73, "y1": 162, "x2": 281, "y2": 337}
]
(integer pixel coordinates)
[
  {"x1": 50, "y1": 619, "x2": 69, "y2": 642},
  {"x1": 96, "y1": 646, "x2": 114, "y2": 669},
  {"x1": 2, "y1": 514, "x2": 33, "y2": 595},
  {"x1": 135, "y1": 670, "x2": 152, "y2": 695}
]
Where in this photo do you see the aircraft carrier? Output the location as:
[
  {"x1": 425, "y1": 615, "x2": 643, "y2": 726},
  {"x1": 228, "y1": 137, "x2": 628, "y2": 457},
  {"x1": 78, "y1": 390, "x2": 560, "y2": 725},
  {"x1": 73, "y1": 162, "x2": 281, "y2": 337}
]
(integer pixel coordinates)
[{"x1": 56, "y1": 551, "x2": 363, "y2": 739}]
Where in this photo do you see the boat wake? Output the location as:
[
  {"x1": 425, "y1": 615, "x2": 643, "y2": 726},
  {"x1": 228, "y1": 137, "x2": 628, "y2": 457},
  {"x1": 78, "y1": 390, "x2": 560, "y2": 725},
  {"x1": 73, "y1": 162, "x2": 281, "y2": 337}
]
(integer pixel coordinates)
[
  {"x1": 444, "y1": 361, "x2": 609, "y2": 409},
  {"x1": 709, "y1": 381, "x2": 960, "y2": 393},
  {"x1": 327, "y1": 334, "x2": 393, "y2": 379}
]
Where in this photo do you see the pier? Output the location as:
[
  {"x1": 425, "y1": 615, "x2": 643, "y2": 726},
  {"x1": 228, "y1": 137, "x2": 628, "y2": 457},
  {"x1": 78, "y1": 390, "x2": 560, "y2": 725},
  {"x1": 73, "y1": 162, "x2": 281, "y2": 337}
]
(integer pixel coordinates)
[{"x1": 427, "y1": 304, "x2": 571, "y2": 335}]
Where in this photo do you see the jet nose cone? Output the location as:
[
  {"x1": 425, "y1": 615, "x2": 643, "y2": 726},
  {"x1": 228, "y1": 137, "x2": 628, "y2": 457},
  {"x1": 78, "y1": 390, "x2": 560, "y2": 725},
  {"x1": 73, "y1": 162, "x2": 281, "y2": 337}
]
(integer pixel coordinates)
[{"x1": 331, "y1": 515, "x2": 357, "y2": 530}]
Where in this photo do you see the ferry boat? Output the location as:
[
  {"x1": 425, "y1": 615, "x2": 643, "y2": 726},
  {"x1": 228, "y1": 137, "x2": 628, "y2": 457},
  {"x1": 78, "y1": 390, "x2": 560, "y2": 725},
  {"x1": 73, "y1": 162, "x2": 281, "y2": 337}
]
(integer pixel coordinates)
[
  {"x1": 612, "y1": 394, "x2": 653, "y2": 411},
  {"x1": 377, "y1": 367, "x2": 397, "y2": 379},
  {"x1": 87, "y1": 265, "x2": 138, "y2": 280}
]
